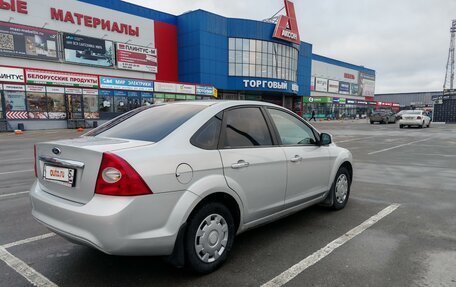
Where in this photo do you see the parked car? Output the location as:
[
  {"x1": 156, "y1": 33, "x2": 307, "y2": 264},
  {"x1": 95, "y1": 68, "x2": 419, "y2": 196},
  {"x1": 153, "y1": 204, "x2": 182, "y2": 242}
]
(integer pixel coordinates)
[
  {"x1": 399, "y1": 110, "x2": 431, "y2": 128},
  {"x1": 369, "y1": 110, "x2": 396, "y2": 124},
  {"x1": 30, "y1": 101, "x2": 353, "y2": 274}
]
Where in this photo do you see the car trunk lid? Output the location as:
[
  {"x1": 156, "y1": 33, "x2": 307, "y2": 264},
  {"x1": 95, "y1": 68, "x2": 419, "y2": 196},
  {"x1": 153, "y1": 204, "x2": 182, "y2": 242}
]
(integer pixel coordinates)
[{"x1": 35, "y1": 136, "x2": 152, "y2": 204}]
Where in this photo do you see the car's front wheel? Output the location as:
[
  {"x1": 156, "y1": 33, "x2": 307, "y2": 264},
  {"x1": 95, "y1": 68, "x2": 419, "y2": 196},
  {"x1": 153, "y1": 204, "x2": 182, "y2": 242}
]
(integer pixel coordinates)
[
  {"x1": 331, "y1": 167, "x2": 351, "y2": 210},
  {"x1": 184, "y1": 202, "x2": 235, "y2": 274}
]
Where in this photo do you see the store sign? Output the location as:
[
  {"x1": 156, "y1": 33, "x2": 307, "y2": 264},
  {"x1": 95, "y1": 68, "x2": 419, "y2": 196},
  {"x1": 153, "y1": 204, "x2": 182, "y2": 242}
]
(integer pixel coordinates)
[
  {"x1": 0, "y1": 66, "x2": 24, "y2": 83},
  {"x1": 83, "y1": 89, "x2": 98, "y2": 95},
  {"x1": 3, "y1": 84, "x2": 25, "y2": 91},
  {"x1": 0, "y1": 0, "x2": 28, "y2": 14},
  {"x1": 154, "y1": 82, "x2": 178, "y2": 93},
  {"x1": 315, "y1": 78, "x2": 328, "y2": 92},
  {"x1": 46, "y1": 86, "x2": 64, "y2": 93},
  {"x1": 63, "y1": 33, "x2": 114, "y2": 67},
  {"x1": 328, "y1": 80, "x2": 339, "y2": 93},
  {"x1": 99, "y1": 76, "x2": 154, "y2": 92},
  {"x1": 26, "y1": 85, "x2": 45, "y2": 92},
  {"x1": 333, "y1": 98, "x2": 346, "y2": 104},
  {"x1": 346, "y1": 100, "x2": 356, "y2": 104},
  {"x1": 196, "y1": 86, "x2": 214, "y2": 96},
  {"x1": 65, "y1": 88, "x2": 83, "y2": 94},
  {"x1": 272, "y1": 0, "x2": 300, "y2": 44},
  {"x1": 339, "y1": 82, "x2": 350, "y2": 95},
  {"x1": 310, "y1": 77, "x2": 315, "y2": 91},
  {"x1": 50, "y1": 8, "x2": 140, "y2": 37},
  {"x1": 116, "y1": 43, "x2": 157, "y2": 73},
  {"x1": 344, "y1": 73, "x2": 355, "y2": 80},
  {"x1": 176, "y1": 84, "x2": 196, "y2": 95},
  {"x1": 25, "y1": 69, "x2": 99, "y2": 88},
  {"x1": 303, "y1": 97, "x2": 331, "y2": 103},
  {"x1": 0, "y1": 21, "x2": 58, "y2": 61},
  {"x1": 243, "y1": 79, "x2": 288, "y2": 90}
]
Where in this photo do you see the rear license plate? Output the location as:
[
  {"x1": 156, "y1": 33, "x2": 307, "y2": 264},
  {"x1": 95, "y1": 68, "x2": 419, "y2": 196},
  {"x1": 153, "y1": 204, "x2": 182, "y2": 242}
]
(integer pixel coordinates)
[{"x1": 43, "y1": 165, "x2": 75, "y2": 187}]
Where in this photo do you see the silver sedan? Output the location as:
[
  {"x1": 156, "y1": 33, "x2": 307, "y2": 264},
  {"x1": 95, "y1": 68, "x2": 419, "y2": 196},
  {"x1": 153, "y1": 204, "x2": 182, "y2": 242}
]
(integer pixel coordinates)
[{"x1": 30, "y1": 101, "x2": 353, "y2": 273}]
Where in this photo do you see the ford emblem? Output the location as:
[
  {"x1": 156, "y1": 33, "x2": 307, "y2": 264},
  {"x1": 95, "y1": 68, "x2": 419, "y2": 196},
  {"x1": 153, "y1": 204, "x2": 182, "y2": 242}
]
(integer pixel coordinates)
[{"x1": 52, "y1": 147, "x2": 61, "y2": 155}]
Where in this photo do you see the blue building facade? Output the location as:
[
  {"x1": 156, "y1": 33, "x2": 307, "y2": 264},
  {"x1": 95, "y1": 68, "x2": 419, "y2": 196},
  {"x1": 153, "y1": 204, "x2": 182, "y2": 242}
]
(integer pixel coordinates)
[{"x1": 0, "y1": 0, "x2": 376, "y2": 131}]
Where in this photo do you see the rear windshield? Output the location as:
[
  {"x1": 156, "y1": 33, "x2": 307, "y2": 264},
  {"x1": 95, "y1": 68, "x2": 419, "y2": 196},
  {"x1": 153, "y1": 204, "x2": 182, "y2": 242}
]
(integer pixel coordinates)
[
  {"x1": 404, "y1": 111, "x2": 422, "y2": 115},
  {"x1": 85, "y1": 104, "x2": 206, "y2": 142}
]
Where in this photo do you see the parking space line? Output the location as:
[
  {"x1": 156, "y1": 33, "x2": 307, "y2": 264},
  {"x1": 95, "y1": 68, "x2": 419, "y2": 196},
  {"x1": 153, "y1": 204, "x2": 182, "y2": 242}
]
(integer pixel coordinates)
[
  {"x1": 2, "y1": 233, "x2": 56, "y2": 249},
  {"x1": 368, "y1": 138, "x2": 431, "y2": 155},
  {"x1": 0, "y1": 191, "x2": 29, "y2": 199},
  {"x1": 0, "y1": 169, "x2": 34, "y2": 176},
  {"x1": 261, "y1": 203, "x2": 400, "y2": 287},
  {"x1": 0, "y1": 246, "x2": 58, "y2": 287}
]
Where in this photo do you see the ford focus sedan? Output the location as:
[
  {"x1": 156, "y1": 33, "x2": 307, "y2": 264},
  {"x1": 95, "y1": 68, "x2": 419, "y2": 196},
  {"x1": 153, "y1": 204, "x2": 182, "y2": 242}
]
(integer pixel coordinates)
[{"x1": 30, "y1": 101, "x2": 353, "y2": 274}]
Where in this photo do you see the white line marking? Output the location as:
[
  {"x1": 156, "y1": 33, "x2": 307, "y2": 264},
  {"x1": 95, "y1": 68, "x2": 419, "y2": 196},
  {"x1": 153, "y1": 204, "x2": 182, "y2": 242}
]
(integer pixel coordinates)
[
  {"x1": 261, "y1": 203, "x2": 400, "y2": 287},
  {"x1": 337, "y1": 136, "x2": 375, "y2": 143},
  {"x1": 2, "y1": 233, "x2": 56, "y2": 249},
  {"x1": 0, "y1": 169, "x2": 34, "y2": 176},
  {"x1": 0, "y1": 246, "x2": 58, "y2": 287},
  {"x1": 368, "y1": 138, "x2": 431, "y2": 155},
  {"x1": 0, "y1": 191, "x2": 29, "y2": 199}
]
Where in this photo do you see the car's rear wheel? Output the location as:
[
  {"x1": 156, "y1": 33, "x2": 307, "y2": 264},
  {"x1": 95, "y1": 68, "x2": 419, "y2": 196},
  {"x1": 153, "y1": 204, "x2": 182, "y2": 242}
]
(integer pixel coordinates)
[
  {"x1": 330, "y1": 167, "x2": 351, "y2": 210},
  {"x1": 400, "y1": 124, "x2": 404, "y2": 129},
  {"x1": 184, "y1": 202, "x2": 235, "y2": 274},
  {"x1": 370, "y1": 121, "x2": 374, "y2": 124}
]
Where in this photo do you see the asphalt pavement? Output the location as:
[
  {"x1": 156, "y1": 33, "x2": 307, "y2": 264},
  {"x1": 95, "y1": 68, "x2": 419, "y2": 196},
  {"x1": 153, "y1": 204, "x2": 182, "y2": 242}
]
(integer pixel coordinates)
[{"x1": 1, "y1": 121, "x2": 456, "y2": 287}]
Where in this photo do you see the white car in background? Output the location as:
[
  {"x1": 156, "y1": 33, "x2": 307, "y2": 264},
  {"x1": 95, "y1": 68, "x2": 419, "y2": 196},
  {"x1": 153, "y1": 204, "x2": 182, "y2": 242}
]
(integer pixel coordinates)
[{"x1": 399, "y1": 110, "x2": 431, "y2": 129}]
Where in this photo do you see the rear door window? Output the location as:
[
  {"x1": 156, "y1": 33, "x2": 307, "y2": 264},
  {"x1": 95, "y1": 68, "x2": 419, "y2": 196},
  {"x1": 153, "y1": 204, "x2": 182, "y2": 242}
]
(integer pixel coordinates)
[
  {"x1": 222, "y1": 107, "x2": 273, "y2": 148},
  {"x1": 86, "y1": 104, "x2": 206, "y2": 142},
  {"x1": 191, "y1": 113, "x2": 223, "y2": 150}
]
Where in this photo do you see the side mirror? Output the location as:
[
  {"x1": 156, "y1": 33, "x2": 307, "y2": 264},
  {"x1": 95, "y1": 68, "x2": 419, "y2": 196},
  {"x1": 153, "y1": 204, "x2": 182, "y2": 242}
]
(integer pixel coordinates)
[{"x1": 320, "y1": 133, "x2": 332, "y2": 146}]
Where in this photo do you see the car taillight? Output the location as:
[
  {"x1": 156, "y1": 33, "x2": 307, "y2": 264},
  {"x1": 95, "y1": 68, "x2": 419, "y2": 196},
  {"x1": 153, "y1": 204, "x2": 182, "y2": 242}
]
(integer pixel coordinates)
[
  {"x1": 34, "y1": 145, "x2": 37, "y2": 178},
  {"x1": 95, "y1": 152, "x2": 152, "y2": 196},
  {"x1": 417, "y1": 116, "x2": 422, "y2": 119}
]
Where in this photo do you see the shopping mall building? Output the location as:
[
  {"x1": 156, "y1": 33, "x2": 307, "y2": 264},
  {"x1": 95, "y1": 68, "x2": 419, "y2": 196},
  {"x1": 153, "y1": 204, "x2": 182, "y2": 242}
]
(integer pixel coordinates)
[{"x1": 0, "y1": 0, "x2": 391, "y2": 130}]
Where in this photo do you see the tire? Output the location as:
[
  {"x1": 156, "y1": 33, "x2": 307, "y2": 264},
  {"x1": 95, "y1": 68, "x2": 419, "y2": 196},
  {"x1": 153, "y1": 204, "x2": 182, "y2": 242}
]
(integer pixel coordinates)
[
  {"x1": 400, "y1": 124, "x2": 404, "y2": 129},
  {"x1": 370, "y1": 121, "x2": 374, "y2": 124},
  {"x1": 184, "y1": 202, "x2": 235, "y2": 274},
  {"x1": 420, "y1": 122, "x2": 424, "y2": 129},
  {"x1": 330, "y1": 167, "x2": 351, "y2": 210}
]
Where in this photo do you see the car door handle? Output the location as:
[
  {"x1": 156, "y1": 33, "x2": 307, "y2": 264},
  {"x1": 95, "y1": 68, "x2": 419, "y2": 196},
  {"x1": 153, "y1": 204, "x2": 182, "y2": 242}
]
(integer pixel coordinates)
[
  {"x1": 290, "y1": 155, "x2": 303, "y2": 163},
  {"x1": 231, "y1": 160, "x2": 250, "y2": 169}
]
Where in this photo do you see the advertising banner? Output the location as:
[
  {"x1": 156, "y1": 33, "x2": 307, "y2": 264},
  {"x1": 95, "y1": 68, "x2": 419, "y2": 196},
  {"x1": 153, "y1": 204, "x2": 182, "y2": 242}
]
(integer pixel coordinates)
[
  {"x1": 154, "y1": 82, "x2": 178, "y2": 93},
  {"x1": 339, "y1": 82, "x2": 350, "y2": 95},
  {"x1": 360, "y1": 73, "x2": 376, "y2": 98},
  {"x1": 315, "y1": 78, "x2": 328, "y2": 92},
  {"x1": 351, "y1": 83, "x2": 359, "y2": 95},
  {"x1": 63, "y1": 33, "x2": 114, "y2": 67},
  {"x1": 99, "y1": 76, "x2": 154, "y2": 92},
  {"x1": 196, "y1": 86, "x2": 214, "y2": 96},
  {"x1": 328, "y1": 80, "x2": 339, "y2": 93},
  {"x1": 176, "y1": 84, "x2": 196, "y2": 95},
  {"x1": 310, "y1": 77, "x2": 315, "y2": 91},
  {"x1": 0, "y1": 21, "x2": 58, "y2": 61},
  {"x1": 65, "y1": 88, "x2": 83, "y2": 94},
  {"x1": 0, "y1": 66, "x2": 24, "y2": 83},
  {"x1": 116, "y1": 43, "x2": 157, "y2": 73},
  {"x1": 46, "y1": 87, "x2": 65, "y2": 93},
  {"x1": 25, "y1": 69, "x2": 98, "y2": 88}
]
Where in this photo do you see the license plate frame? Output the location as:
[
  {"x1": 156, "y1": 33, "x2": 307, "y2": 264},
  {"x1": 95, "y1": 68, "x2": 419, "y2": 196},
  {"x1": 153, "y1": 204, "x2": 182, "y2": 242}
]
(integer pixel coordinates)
[{"x1": 43, "y1": 165, "x2": 76, "y2": 187}]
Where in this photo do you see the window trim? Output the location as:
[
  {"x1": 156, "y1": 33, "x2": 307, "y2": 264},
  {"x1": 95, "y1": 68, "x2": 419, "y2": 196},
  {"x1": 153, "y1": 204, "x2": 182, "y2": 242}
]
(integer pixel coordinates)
[
  {"x1": 265, "y1": 107, "x2": 321, "y2": 147},
  {"x1": 218, "y1": 105, "x2": 279, "y2": 150}
]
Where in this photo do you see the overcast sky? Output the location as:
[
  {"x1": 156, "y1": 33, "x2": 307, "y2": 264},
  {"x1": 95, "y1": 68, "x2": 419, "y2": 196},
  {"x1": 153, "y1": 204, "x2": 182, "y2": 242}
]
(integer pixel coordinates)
[{"x1": 126, "y1": 0, "x2": 455, "y2": 94}]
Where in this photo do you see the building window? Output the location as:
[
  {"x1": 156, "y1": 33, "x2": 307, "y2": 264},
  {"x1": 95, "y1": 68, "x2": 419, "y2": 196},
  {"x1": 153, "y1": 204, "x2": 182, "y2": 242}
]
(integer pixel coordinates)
[
  {"x1": 47, "y1": 93, "x2": 66, "y2": 120},
  {"x1": 228, "y1": 38, "x2": 298, "y2": 81},
  {"x1": 27, "y1": 92, "x2": 48, "y2": 119},
  {"x1": 83, "y1": 95, "x2": 100, "y2": 119}
]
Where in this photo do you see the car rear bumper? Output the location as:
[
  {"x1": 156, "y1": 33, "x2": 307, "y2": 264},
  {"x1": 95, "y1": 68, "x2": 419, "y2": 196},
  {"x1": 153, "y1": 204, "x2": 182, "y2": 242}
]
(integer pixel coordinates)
[
  {"x1": 399, "y1": 119, "x2": 422, "y2": 126},
  {"x1": 30, "y1": 181, "x2": 199, "y2": 256}
]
